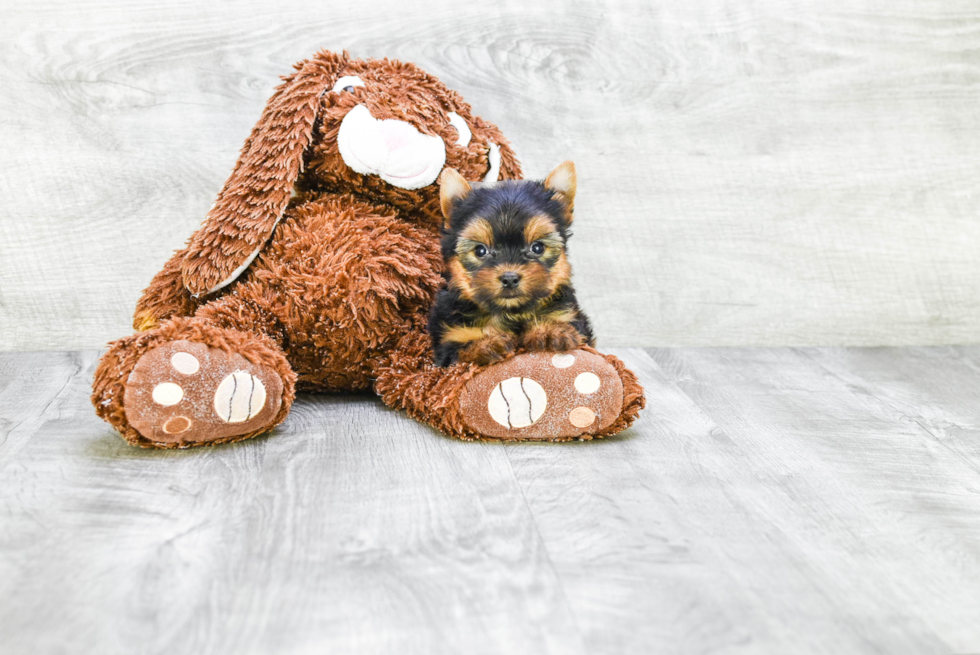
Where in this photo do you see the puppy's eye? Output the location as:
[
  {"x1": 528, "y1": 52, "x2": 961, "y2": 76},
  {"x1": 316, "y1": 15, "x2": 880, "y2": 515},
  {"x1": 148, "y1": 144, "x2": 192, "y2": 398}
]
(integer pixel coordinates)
[
  {"x1": 530, "y1": 241, "x2": 545, "y2": 255},
  {"x1": 332, "y1": 75, "x2": 365, "y2": 93},
  {"x1": 474, "y1": 245, "x2": 488, "y2": 258}
]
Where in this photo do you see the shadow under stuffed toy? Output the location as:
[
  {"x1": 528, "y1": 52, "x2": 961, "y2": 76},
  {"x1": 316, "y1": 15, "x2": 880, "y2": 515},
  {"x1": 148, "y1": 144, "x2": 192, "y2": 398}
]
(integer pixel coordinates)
[{"x1": 91, "y1": 50, "x2": 645, "y2": 448}]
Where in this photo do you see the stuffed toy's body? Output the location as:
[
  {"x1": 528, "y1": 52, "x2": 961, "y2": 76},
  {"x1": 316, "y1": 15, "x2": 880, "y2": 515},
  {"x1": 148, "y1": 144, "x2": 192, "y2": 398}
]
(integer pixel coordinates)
[{"x1": 91, "y1": 50, "x2": 644, "y2": 447}]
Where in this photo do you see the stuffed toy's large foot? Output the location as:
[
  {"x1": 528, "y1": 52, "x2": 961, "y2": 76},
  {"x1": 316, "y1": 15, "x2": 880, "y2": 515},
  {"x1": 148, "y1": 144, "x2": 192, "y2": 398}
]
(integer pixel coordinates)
[
  {"x1": 124, "y1": 340, "x2": 284, "y2": 445},
  {"x1": 375, "y1": 332, "x2": 645, "y2": 441},
  {"x1": 459, "y1": 349, "x2": 627, "y2": 440},
  {"x1": 93, "y1": 318, "x2": 296, "y2": 448}
]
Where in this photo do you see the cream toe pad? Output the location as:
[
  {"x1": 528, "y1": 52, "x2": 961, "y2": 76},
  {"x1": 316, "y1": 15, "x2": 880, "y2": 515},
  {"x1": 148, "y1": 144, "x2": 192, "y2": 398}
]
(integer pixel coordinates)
[
  {"x1": 487, "y1": 377, "x2": 547, "y2": 429},
  {"x1": 170, "y1": 352, "x2": 200, "y2": 375},
  {"x1": 214, "y1": 371, "x2": 267, "y2": 423},
  {"x1": 551, "y1": 353, "x2": 576, "y2": 368},
  {"x1": 152, "y1": 382, "x2": 184, "y2": 406},
  {"x1": 574, "y1": 372, "x2": 601, "y2": 394}
]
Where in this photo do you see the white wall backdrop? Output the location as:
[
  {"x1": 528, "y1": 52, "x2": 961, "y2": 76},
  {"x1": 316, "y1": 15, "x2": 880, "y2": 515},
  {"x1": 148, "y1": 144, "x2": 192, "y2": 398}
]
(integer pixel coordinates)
[{"x1": 2, "y1": 0, "x2": 979, "y2": 351}]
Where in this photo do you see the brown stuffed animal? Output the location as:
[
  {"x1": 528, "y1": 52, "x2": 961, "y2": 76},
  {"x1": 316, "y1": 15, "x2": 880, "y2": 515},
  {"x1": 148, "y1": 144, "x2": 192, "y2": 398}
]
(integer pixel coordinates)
[{"x1": 91, "y1": 50, "x2": 645, "y2": 448}]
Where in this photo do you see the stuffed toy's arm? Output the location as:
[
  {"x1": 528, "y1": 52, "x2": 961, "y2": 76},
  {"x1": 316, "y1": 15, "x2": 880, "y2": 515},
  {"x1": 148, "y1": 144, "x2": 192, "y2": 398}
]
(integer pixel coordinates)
[{"x1": 133, "y1": 247, "x2": 201, "y2": 331}]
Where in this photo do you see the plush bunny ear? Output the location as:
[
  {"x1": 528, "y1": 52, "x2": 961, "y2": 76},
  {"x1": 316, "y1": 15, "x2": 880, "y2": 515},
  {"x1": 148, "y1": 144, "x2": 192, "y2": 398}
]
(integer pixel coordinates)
[{"x1": 180, "y1": 51, "x2": 348, "y2": 297}]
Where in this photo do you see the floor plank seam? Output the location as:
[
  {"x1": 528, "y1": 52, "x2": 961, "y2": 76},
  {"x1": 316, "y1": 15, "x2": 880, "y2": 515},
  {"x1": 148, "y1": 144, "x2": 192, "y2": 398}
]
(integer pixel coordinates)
[
  {"x1": 500, "y1": 444, "x2": 592, "y2": 655},
  {"x1": 792, "y1": 347, "x2": 980, "y2": 479},
  {"x1": 0, "y1": 354, "x2": 84, "y2": 475}
]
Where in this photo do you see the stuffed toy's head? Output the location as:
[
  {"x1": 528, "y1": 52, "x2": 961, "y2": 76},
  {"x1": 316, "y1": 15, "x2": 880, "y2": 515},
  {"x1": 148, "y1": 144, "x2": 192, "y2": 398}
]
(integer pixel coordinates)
[
  {"x1": 305, "y1": 53, "x2": 521, "y2": 218},
  {"x1": 180, "y1": 50, "x2": 522, "y2": 297}
]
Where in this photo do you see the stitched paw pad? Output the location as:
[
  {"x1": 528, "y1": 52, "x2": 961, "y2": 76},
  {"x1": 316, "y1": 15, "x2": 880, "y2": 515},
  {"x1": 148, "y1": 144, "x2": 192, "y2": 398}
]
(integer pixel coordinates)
[
  {"x1": 124, "y1": 340, "x2": 283, "y2": 445},
  {"x1": 459, "y1": 349, "x2": 624, "y2": 440}
]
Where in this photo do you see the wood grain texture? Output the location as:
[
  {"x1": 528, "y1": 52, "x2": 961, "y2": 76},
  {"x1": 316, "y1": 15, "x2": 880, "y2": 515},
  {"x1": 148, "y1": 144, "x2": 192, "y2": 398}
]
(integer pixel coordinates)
[
  {"x1": 2, "y1": 347, "x2": 980, "y2": 653},
  {"x1": 0, "y1": 351, "x2": 587, "y2": 655},
  {"x1": 642, "y1": 347, "x2": 980, "y2": 654},
  {"x1": 2, "y1": 0, "x2": 980, "y2": 350}
]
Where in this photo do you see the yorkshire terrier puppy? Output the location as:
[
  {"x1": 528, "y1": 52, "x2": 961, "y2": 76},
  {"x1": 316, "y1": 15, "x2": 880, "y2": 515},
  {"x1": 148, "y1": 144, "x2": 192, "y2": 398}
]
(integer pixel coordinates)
[{"x1": 429, "y1": 161, "x2": 595, "y2": 367}]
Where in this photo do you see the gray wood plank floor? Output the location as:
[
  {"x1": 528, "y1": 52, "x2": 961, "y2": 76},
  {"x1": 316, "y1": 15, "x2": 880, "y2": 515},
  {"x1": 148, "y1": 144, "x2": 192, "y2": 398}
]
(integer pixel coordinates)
[{"x1": 1, "y1": 348, "x2": 979, "y2": 654}]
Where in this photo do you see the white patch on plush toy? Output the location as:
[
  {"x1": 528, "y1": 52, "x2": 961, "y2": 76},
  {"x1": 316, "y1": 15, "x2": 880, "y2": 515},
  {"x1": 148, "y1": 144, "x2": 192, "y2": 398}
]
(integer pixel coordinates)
[
  {"x1": 331, "y1": 76, "x2": 365, "y2": 93},
  {"x1": 447, "y1": 112, "x2": 471, "y2": 147},
  {"x1": 487, "y1": 376, "x2": 547, "y2": 429},
  {"x1": 484, "y1": 142, "x2": 501, "y2": 186},
  {"x1": 551, "y1": 353, "x2": 576, "y2": 368},
  {"x1": 170, "y1": 352, "x2": 200, "y2": 375},
  {"x1": 574, "y1": 372, "x2": 601, "y2": 394},
  {"x1": 152, "y1": 382, "x2": 184, "y2": 406},
  {"x1": 213, "y1": 370, "x2": 267, "y2": 423},
  {"x1": 337, "y1": 104, "x2": 446, "y2": 190}
]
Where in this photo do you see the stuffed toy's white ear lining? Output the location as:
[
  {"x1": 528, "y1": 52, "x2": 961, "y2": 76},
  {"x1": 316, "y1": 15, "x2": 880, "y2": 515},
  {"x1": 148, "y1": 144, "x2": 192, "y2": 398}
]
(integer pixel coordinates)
[
  {"x1": 483, "y1": 142, "x2": 501, "y2": 186},
  {"x1": 337, "y1": 104, "x2": 446, "y2": 190},
  {"x1": 202, "y1": 216, "x2": 284, "y2": 296},
  {"x1": 447, "y1": 112, "x2": 471, "y2": 147}
]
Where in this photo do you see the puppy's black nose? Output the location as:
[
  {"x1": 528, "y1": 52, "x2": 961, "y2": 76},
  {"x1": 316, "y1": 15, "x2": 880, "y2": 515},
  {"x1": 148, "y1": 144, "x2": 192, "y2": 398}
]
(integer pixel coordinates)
[{"x1": 499, "y1": 272, "x2": 522, "y2": 289}]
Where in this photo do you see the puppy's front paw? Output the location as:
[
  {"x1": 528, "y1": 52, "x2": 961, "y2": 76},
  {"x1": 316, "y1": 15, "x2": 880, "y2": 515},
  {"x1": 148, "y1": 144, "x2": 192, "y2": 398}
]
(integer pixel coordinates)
[
  {"x1": 459, "y1": 333, "x2": 517, "y2": 366},
  {"x1": 521, "y1": 323, "x2": 585, "y2": 352}
]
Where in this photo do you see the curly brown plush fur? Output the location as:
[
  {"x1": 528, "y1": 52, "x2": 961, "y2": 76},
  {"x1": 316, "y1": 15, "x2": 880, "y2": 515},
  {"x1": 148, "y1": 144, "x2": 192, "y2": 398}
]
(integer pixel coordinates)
[
  {"x1": 92, "y1": 50, "x2": 643, "y2": 448},
  {"x1": 93, "y1": 316, "x2": 297, "y2": 448}
]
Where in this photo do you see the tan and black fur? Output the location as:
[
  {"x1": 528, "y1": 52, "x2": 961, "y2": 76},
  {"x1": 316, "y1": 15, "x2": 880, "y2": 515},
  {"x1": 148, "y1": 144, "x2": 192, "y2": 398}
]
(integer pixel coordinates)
[{"x1": 430, "y1": 162, "x2": 595, "y2": 367}]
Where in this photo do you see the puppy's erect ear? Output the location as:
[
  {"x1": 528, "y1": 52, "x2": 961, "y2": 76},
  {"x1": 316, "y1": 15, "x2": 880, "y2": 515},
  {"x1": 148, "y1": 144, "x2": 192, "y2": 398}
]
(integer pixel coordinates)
[
  {"x1": 544, "y1": 160, "x2": 577, "y2": 219},
  {"x1": 179, "y1": 50, "x2": 349, "y2": 297},
  {"x1": 439, "y1": 168, "x2": 472, "y2": 228}
]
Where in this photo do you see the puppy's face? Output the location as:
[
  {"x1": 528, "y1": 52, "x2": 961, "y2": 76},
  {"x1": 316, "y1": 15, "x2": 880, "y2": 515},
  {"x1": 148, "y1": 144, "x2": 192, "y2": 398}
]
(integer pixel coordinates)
[{"x1": 439, "y1": 162, "x2": 577, "y2": 313}]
